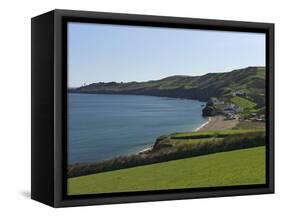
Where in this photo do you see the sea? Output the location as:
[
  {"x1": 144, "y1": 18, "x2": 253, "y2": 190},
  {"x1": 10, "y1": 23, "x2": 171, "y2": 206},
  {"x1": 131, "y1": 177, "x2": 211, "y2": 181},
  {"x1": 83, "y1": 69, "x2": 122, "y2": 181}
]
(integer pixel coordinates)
[{"x1": 68, "y1": 93, "x2": 208, "y2": 164}]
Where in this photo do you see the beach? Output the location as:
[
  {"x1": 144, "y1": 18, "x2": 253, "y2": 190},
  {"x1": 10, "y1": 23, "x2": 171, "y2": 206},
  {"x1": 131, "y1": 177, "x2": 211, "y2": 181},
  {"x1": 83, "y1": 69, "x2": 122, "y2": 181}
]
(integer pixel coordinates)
[
  {"x1": 197, "y1": 115, "x2": 239, "y2": 131},
  {"x1": 138, "y1": 115, "x2": 239, "y2": 155}
]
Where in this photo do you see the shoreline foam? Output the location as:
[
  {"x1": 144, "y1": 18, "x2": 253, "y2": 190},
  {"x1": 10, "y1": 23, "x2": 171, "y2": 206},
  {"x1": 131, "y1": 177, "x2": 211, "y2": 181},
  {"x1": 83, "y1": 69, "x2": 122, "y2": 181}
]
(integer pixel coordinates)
[
  {"x1": 138, "y1": 115, "x2": 239, "y2": 154},
  {"x1": 198, "y1": 115, "x2": 239, "y2": 131},
  {"x1": 138, "y1": 145, "x2": 154, "y2": 154},
  {"x1": 195, "y1": 117, "x2": 212, "y2": 132}
]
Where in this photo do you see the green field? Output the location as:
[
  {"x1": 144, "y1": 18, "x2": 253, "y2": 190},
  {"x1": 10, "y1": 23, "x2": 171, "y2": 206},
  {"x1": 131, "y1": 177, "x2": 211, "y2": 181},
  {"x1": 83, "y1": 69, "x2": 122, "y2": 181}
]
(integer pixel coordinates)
[
  {"x1": 170, "y1": 128, "x2": 264, "y2": 139},
  {"x1": 68, "y1": 146, "x2": 265, "y2": 195},
  {"x1": 156, "y1": 128, "x2": 265, "y2": 149},
  {"x1": 231, "y1": 96, "x2": 256, "y2": 110}
]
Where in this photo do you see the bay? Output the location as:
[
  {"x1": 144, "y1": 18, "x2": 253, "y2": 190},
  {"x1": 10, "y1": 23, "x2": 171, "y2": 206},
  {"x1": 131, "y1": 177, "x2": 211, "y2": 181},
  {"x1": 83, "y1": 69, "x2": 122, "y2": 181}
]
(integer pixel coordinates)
[{"x1": 68, "y1": 93, "x2": 207, "y2": 164}]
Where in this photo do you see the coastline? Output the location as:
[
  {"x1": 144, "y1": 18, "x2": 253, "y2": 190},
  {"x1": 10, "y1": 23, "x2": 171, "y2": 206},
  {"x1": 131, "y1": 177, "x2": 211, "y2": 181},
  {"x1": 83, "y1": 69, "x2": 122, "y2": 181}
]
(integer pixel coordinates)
[
  {"x1": 197, "y1": 115, "x2": 239, "y2": 131},
  {"x1": 195, "y1": 117, "x2": 212, "y2": 132},
  {"x1": 138, "y1": 116, "x2": 212, "y2": 154},
  {"x1": 138, "y1": 145, "x2": 154, "y2": 154},
  {"x1": 138, "y1": 115, "x2": 239, "y2": 154}
]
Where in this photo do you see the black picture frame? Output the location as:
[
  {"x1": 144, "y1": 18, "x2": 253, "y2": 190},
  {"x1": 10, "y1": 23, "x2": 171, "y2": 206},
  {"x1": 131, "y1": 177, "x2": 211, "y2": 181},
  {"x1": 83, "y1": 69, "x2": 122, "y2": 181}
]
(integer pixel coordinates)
[{"x1": 31, "y1": 9, "x2": 274, "y2": 207}]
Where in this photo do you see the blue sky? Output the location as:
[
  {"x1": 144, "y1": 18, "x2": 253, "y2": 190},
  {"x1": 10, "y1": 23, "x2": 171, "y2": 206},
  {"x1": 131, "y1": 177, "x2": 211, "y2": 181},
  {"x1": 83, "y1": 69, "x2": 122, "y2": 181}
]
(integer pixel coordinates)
[{"x1": 68, "y1": 22, "x2": 265, "y2": 87}]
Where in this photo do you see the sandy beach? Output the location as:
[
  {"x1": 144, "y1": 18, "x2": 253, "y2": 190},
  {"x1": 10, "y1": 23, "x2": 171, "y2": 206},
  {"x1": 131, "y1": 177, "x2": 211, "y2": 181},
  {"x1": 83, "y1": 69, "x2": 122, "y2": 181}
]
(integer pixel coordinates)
[
  {"x1": 139, "y1": 115, "x2": 239, "y2": 154},
  {"x1": 197, "y1": 115, "x2": 239, "y2": 131}
]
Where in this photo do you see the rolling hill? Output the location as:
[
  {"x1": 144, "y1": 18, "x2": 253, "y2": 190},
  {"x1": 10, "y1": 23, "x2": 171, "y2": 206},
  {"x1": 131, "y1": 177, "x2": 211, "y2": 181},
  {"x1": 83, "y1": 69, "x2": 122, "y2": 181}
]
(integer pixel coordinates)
[
  {"x1": 70, "y1": 66, "x2": 265, "y2": 106},
  {"x1": 68, "y1": 129, "x2": 265, "y2": 178},
  {"x1": 68, "y1": 146, "x2": 266, "y2": 195}
]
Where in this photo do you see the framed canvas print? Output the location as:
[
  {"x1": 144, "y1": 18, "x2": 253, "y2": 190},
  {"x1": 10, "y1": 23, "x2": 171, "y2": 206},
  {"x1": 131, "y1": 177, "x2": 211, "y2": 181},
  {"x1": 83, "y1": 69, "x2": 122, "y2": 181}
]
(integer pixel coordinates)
[{"x1": 31, "y1": 9, "x2": 274, "y2": 207}]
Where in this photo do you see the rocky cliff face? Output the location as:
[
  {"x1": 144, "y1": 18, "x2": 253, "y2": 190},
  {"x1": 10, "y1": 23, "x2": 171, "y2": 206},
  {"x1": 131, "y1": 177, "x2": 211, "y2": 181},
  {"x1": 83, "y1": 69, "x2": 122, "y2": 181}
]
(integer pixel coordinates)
[{"x1": 202, "y1": 106, "x2": 218, "y2": 116}]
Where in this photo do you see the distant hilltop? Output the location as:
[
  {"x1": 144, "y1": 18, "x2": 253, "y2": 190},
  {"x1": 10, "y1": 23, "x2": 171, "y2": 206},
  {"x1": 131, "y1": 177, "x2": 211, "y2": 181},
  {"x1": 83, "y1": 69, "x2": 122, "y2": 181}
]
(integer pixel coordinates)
[{"x1": 69, "y1": 66, "x2": 265, "y2": 107}]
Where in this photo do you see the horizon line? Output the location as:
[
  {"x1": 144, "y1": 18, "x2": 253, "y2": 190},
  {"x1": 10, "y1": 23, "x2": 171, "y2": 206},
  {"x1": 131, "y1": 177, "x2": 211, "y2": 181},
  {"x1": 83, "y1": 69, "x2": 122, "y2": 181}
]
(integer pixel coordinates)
[{"x1": 68, "y1": 65, "x2": 265, "y2": 89}]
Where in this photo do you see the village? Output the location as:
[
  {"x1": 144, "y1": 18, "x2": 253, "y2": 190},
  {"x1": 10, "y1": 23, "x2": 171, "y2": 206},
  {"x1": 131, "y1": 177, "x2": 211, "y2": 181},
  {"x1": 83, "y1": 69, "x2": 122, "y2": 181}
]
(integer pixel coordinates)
[{"x1": 202, "y1": 91, "x2": 265, "y2": 122}]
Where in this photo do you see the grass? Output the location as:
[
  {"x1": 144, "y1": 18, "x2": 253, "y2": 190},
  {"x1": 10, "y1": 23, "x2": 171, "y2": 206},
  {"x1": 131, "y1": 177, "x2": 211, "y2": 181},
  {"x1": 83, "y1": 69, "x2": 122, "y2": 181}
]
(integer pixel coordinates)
[
  {"x1": 170, "y1": 128, "x2": 264, "y2": 139},
  {"x1": 230, "y1": 96, "x2": 256, "y2": 110},
  {"x1": 168, "y1": 129, "x2": 265, "y2": 147},
  {"x1": 68, "y1": 146, "x2": 266, "y2": 195},
  {"x1": 68, "y1": 128, "x2": 265, "y2": 177},
  {"x1": 170, "y1": 138, "x2": 223, "y2": 146}
]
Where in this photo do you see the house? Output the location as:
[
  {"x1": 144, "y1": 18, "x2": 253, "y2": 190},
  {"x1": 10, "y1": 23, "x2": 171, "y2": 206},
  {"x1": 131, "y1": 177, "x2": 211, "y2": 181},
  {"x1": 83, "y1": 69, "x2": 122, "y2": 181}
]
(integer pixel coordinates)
[
  {"x1": 224, "y1": 112, "x2": 236, "y2": 120},
  {"x1": 224, "y1": 103, "x2": 243, "y2": 113},
  {"x1": 224, "y1": 103, "x2": 235, "y2": 110},
  {"x1": 207, "y1": 97, "x2": 224, "y2": 106},
  {"x1": 232, "y1": 91, "x2": 247, "y2": 97}
]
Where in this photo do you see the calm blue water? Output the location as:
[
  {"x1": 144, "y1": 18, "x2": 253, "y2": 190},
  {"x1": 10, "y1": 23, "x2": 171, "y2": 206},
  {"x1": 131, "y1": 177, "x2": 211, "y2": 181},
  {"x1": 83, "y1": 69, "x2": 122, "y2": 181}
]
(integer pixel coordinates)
[{"x1": 68, "y1": 93, "x2": 207, "y2": 164}]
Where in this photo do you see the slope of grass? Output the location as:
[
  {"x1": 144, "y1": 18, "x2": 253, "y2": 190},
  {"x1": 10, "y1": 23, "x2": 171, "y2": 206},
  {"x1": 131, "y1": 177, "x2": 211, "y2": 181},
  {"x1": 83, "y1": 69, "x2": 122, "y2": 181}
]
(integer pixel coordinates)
[
  {"x1": 68, "y1": 146, "x2": 266, "y2": 195},
  {"x1": 72, "y1": 67, "x2": 265, "y2": 103},
  {"x1": 231, "y1": 96, "x2": 256, "y2": 110},
  {"x1": 68, "y1": 129, "x2": 265, "y2": 177},
  {"x1": 170, "y1": 128, "x2": 263, "y2": 139}
]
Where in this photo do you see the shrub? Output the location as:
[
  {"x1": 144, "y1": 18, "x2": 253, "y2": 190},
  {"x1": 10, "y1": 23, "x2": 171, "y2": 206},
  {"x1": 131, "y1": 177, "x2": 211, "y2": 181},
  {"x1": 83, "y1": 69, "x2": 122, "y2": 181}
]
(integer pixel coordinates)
[{"x1": 68, "y1": 131, "x2": 265, "y2": 178}]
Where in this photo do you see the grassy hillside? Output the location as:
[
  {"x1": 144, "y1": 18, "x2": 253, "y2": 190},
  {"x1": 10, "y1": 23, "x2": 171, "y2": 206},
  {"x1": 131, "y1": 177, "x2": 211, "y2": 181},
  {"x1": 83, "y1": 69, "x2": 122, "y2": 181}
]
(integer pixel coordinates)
[
  {"x1": 230, "y1": 96, "x2": 256, "y2": 110},
  {"x1": 68, "y1": 146, "x2": 266, "y2": 195},
  {"x1": 71, "y1": 66, "x2": 265, "y2": 106},
  {"x1": 154, "y1": 129, "x2": 265, "y2": 150},
  {"x1": 68, "y1": 129, "x2": 265, "y2": 177}
]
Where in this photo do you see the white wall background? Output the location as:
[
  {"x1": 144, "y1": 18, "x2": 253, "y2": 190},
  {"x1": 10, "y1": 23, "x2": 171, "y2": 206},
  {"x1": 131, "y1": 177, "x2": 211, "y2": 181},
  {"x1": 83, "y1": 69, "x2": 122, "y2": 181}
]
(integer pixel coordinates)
[{"x1": 0, "y1": 0, "x2": 279, "y2": 216}]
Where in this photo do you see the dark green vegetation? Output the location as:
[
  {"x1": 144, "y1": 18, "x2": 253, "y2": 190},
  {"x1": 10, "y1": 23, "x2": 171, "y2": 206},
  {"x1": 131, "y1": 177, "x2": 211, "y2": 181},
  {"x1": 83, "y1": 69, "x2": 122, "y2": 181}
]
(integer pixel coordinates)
[
  {"x1": 68, "y1": 129, "x2": 265, "y2": 178},
  {"x1": 68, "y1": 146, "x2": 266, "y2": 195},
  {"x1": 71, "y1": 66, "x2": 265, "y2": 107}
]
